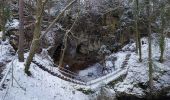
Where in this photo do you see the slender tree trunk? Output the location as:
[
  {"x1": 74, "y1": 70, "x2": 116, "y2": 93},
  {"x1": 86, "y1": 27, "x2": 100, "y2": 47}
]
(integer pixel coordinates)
[
  {"x1": 1, "y1": 0, "x2": 6, "y2": 41},
  {"x1": 1, "y1": 21, "x2": 5, "y2": 41},
  {"x1": 135, "y1": 0, "x2": 138, "y2": 54},
  {"x1": 1, "y1": 1, "x2": 10, "y2": 41},
  {"x1": 135, "y1": 0, "x2": 142, "y2": 62},
  {"x1": 1, "y1": 7, "x2": 6, "y2": 41},
  {"x1": 25, "y1": 0, "x2": 47, "y2": 75},
  {"x1": 58, "y1": 15, "x2": 78, "y2": 68},
  {"x1": 135, "y1": 32, "x2": 139, "y2": 54},
  {"x1": 146, "y1": 0, "x2": 153, "y2": 96},
  {"x1": 18, "y1": 0, "x2": 25, "y2": 62},
  {"x1": 59, "y1": 32, "x2": 68, "y2": 68},
  {"x1": 159, "y1": 6, "x2": 165, "y2": 63},
  {"x1": 159, "y1": 24, "x2": 165, "y2": 63}
]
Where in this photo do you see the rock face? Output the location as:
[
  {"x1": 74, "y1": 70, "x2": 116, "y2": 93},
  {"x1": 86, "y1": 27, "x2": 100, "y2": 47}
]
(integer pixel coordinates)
[
  {"x1": 7, "y1": 0, "x2": 132, "y2": 71},
  {"x1": 41, "y1": 0, "x2": 132, "y2": 71},
  {"x1": 49, "y1": 14, "x2": 121, "y2": 71}
]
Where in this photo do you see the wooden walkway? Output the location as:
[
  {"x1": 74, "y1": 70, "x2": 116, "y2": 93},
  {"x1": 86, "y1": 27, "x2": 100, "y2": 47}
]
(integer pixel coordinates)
[{"x1": 32, "y1": 54, "x2": 131, "y2": 87}]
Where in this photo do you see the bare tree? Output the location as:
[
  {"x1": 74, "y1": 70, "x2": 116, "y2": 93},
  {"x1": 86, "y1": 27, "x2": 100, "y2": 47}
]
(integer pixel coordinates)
[
  {"x1": 146, "y1": 0, "x2": 153, "y2": 96},
  {"x1": 159, "y1": 3, "x2": 166, "y2": 63},
  {"x1": 25, "y1": 0, "x2": 77, "y2": 75},
  {"x1": 135, "y1": 0, "x2": 142, "y2": 62},
  {"x1": 0, "y1": 0, "x2": 5, "y2": 41},
  {"x1": 18, "y1": 0, "x2": 25, "y2": 62},
  {"x1": 59, "y1": 16, "x2": 78, "y2": 68},
  {"x1": 0, "y1": 0, "x2": 10, "y2": 41},
  {"x1": 25, "y1": 0, "x2": 48, "y2": 75}
]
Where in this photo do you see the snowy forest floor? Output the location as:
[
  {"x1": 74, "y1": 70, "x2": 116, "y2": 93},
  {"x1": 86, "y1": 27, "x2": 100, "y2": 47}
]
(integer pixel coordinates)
[
  {"x1": 0, "y1": 55, "x2": 89, "y2": 100},
  {"x1": 0, "y1": 37, "x2": 170, "y2": 100}
]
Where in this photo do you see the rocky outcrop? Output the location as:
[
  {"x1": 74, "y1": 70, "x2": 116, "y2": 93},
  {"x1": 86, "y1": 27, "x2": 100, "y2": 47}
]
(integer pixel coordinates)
[
  {"x1": 40, "y1": 0, "x2": 131, "y2": 71},
  {"x1": 7, "y1": 0, "x2": 133, "y2": 71}
]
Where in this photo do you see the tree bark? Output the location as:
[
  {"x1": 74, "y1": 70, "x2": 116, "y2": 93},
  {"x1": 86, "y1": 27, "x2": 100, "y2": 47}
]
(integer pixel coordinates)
[
  {"x1": 159, "y1": 5, "x2": 165, "y2": 63},
  {"x1": 135, "y1": 0, "x2": 142, "y2": 62},
  {"x1": 18, "y1": 0, "x2": 25, "y2": 62},
  {"x1": 58, "y1": 16, "x2": 78, "y2": 68},
  {"x1": 0, "y1": 0, "x2": 6, "y2": 41},
  {"x1": 59, "y1": 32, "x2": 68, "y2": 68},
  {"x1": 146, "y1": 0, "x2": 153, "y2": 96},
  {"x1": 24, "y1": 0, "x2": 47, "y2": 76}
]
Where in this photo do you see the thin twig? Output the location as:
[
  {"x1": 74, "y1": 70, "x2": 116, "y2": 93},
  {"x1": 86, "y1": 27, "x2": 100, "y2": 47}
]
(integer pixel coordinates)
[
  {"x1": 13, "y1": 76, "x2": 26, "y2": 91},
  {"x1": 58, "y1": 15, "x2": 79, "y2": 67},
  {"x1": 40, "y1": 0, "x2": 77, "y2": 39}
]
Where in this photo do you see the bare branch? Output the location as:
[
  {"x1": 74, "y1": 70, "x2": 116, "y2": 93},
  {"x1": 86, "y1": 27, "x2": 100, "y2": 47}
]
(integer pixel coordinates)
[
  {"x1": 40, "y1": 0, "x2": 77, "y2": 39},
  {"x1": 58, "y1": 15, "x2": 79, "y2": 68}
]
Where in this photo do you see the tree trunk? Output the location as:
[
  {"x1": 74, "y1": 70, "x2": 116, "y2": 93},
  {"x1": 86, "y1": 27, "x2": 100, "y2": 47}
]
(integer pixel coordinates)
[
  {"x1": 159, "y1": 6, "x2": 165, "y2": 63},
  {"x1": 1, "y1": 0, "x2": 6, "y2": 41},
  {"x1": 1, "y1": 20, "x2": 5, "y2": 41},
  {"x1": 0, "y1": 1, "x2": 10, "y2": 41},
  {"x1": 135, "y1": 32, "x2": 139, "y2": 54},
  {"x1": 24, "y1": 0, "x2": 46, "y2": 76},
  {"x1": 146, "y1": 0, "x2": 153, "y2": 96},
  {"x1": 58, "y1": 15, "x2": 78, "y2": 68},
  {"x1": 59, "y1": 32, "x2": 68, "y2": 68},
  {"x1": 135, "y1": 0, "x2": 142, "y2": 62},
  {"x1": 18, "y1": 0, "x2": 25, "y2": 62},
  {"x1": 159, "y1": 24, "x2": 165, "y2": 63}
]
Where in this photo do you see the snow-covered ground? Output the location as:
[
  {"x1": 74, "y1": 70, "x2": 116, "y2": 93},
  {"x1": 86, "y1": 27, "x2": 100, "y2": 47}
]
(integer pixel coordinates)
[
  {"x1": 0, "y1": 41, "x2": 89, "y2": 100},
  {"x1": 78, "y1": 51, "x2": 128, "y2": 82},
  {"x1": 0, "y1": 37, "x2": 170, "y2": 100},
  {"x1": 0, "y1": 59, "x2": 89, "y2": 100},
  {"x1": 114, "y1": 37, "x2": 170, "y2": 98},
  {"x1": 0, "y1": 40, "x2": 15, "y2": 61},
  {"x1": 0, "y1": 40, "x2": 15, "y2": 80}
]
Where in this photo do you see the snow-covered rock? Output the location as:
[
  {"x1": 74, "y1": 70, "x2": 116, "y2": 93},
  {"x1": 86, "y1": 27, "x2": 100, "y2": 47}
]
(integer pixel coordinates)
[{"x1": 6, "y1": 19, "x2": 19, "y2": 30}]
